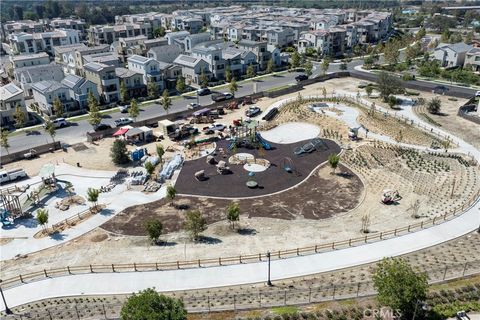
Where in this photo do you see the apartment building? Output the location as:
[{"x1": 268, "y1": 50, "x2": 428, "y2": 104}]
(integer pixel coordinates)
[
  {"x1": 10, "y1": 52, "x2": 50, "y2": 69},
  {"x1": 88, "y1": 23, "x2": 153, "y2": 46},
  {"x1": 48, "y1": 18, "x2": 87, "y2": 40},
  {"x1": 0, "y1": 83, "x2": 27, "y2": 126},
  {"x1": 31, "y1": 80, "x2": 74, "y2": 116},
  {"x1": 54, "y1": 43, "x2": 111, "y2": 76},
  {"x1": 84, "y1": 62, "x2": 120, "y2": 103},
  {"x1": 147, "y1": 45, "x2": 183, "y2": 64},
  {"x1": 237, "y1": 40, "x2": 271, "y2": 70},
  {"x1": 115, "y1": 67, "x2": 146, "y2": 99},
  {"x1": 9, "y1": 29, "x2": 80, "y2": 55},
  {"x1": 298, "y1": 30, "x2": 331, "y2": 55},
  {"x1": 61, "y1": 74, "x2": 99, "y2": 110},
  {"x1": 1, "y1": 20, "x2": 45, "y2": 38},
  {"x1": 172, "y1": 14, "x2": 204, "y2": 34},
  {"x1": 115, "y1": 12, "x2": 171, "y2": 30},
  {"x1": 127, "y1": 55, "x2": 164, "y2": 93},
  {"x1": 15, "y1": 64, "x2": 64, "y2": 98},
  {"x1": 173, "y1": 55, "x2": 210, "y2": 85},
  {"x1": 184, "y1": 33, "x2": 211, "y2": 53}
]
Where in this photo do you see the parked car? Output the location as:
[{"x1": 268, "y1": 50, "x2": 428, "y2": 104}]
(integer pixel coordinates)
[
  {"x1": 0, "y1": 169, "x2": 27, "y2": 184},
  {"x1": 118, "y1": 105, "x2": 130, "y2": 113},
  {"x1": 188, "y1": 103, "x2": 201, "y2": 110},
  {"x1": 44, "y1": 118, "x2": 68, "y2": 128},
  {"x1": 197, "y1": 88, "x2": 211, "y2": 96},
  {"x1": 212, "y1": 92, "x2": 234, "y2": 102},
  {"x1": 456, "y1": 311, "x2": 470, "y2": 320},
  {"x1": 94, "y1": 123, "x2": 112, "y2": 132},
  {"x1": 203, "y1": 123, "x2": 225, "y2": 132},
  {"x1": 433, "y1": 85, "x2": 449, "y2": 94},
  {"x1": 114, "y1": 117, "x2": 133, "y2": 127},
  {"x1": 475, "y1": 91, "x2": 480, "y2": 97},
  {"x1": 295, "y1": 74, "x2": 308, "y2": 82},
  {"x1": 262, "y1": 107, "x2": 279, "y2": 121},
  {"x1": 245, "y1": 106, "x2": 261, "y2": 117}
]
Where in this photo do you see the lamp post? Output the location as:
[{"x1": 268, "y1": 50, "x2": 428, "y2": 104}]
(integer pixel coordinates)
[
  {"x1": 0, "y1": 281, "x2": 13, "y2": 315},
  {"x1": 266, "y1": 251, "x2": 272, "y2": 286}
]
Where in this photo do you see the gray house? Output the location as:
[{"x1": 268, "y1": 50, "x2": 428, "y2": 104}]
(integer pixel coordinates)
[
  {"x1": 173, "y1": 55, "x2": 210, "y2": 85},
  {"x1": 61, "y1": 74, "x2": 99, "y2": 110},
  {"x1": 31, "y1": 80, "x2": 75, "y2": 116},
  {"x1": 15, "y1": 64, "x2": 65, "y2": 98},
  {"x1": 433, "y1": 42, "x2": 473, "y2": 68}
]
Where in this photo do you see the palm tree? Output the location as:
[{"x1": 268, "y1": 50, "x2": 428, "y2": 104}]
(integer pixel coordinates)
[{"x1": 328, "y1": 153, "x2": 340, "y2": 175}]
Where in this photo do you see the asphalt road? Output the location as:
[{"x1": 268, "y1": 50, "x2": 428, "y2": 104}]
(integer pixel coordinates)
[{"x1": 2, "y1": 59, "x2": 477, "y2": 155}]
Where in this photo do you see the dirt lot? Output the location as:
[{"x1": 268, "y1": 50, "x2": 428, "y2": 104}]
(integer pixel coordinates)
[{"x1": 103, "y1": 163, "x2": 363, "y2": 235}]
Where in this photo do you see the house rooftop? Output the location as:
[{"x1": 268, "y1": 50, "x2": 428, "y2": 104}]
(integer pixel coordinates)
[
  {"x1": 0, "y1": 83, "x2": 23, "y2": 101},
  {"x1": 84, "y1": 62, "x2": 110, "y2": 72},
  {"x1": 115, "y1": 67, "x2": 141, "y2": 78},
  {"x1": 127, "y1": 55, "x2": 151, "y2": 64},
  {"x1": 32, "y1": 80, "x2": 66, "y2": 93},
  {"x1": 61, "y1": 74, "x2": 85, "y2": 89},
  {"x1": 11, "y1": 52, "x2": 49, "y2": 62}
]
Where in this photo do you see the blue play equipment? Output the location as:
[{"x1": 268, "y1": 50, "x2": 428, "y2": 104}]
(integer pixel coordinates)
[
  {"x1": 131, "y1": 147, "x2": 147, "y2": 161},
  {"x1": 1, "y1": 208, "x2": 14, "y2": 226},
  {"x1": 255, "y1": 132, "x2": 271, "y2": 150},
  {"x1": 228, "y1": 138, "x2": 237, "y2": 150}
]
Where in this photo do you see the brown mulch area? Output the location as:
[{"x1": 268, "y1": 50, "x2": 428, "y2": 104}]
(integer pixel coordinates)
[
  {"x1": 175, "y1": 138, "x2": 341, "y2": 197},
  {"x1": 101, "y1": 164, "x2": 363, "y2": 236}
]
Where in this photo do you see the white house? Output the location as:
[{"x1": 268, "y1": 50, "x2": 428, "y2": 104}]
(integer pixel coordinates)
[
  {"x1": 15, "y1": 64, "x2": 65, "y2": 98},
  {"x1": 10, "y1": 52, "x2": 50, "y2": 69},
  {"x1": 173, "y1": 54, "x2": 210, "y2": 85},
  {"x1": 31, "y1": 80, "x2": 74, "y2": 116},
  {"x1": 61, "y1": 74, "x2": 99, "y2": 110},
  {"x1": 9, "y1": 29, "x2": 80, "y2": 55},
  {"x1": 434, "y1": 43, "x2": 474, "y2": 68},
  {"x1": 0, "y1": 83, "x2": 27, "y2": 126},
  {"x1": 127, "y1": 55, "x2": 164, "y2": 92}
]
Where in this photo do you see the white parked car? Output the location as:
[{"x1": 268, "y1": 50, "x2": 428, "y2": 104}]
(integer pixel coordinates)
[
  {"x1": 118, "y1": 105, "x2": 130, "y2": 113},
  {"x1": 188, "y1": 103, "x2": 201, "y2": 110},
  {"x1": 475, "y1": 91, "x2": 480, "y2": 97},
  {"x1": 44, "y1": 118, "x2": 68, "y2": 128},
  {"x1": 114, "y1": 117, "x2": 133, "y2": 127}
]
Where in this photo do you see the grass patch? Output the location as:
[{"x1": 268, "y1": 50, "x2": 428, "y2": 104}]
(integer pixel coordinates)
[
  {"x1": 265, "y1": 84, "x2": 292, "y2": 93},
  {"x1": 430, "y1": 275, "x2": 480, "y2": 292},
  {"x1": 68, "y1": 108, "x2": 118, "y2": 123},
  {"x1": 419, "y1": 112, "x2": 442, "y2": 127},
  {"x1": 272, "y1": 306, "x2": 299, "y2": 315}
]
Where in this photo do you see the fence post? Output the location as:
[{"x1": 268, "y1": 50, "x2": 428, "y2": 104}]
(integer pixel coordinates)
[
  {"x1": 309, "y1": 287, "x2": 312, "y2": 303},
  {"x1": 90, "y1": 265, "x2": 93, "y2": 273},
  {"x1": 408, "y1": 225, "x2": 411, "y2": 232},
  {"x1": 102, "y1": 304, "x2": 106, "y2": 318},
  {"x1": 296, "y1": 248, "x2": 299, "y2": 256},
  {"x1": 364, "y1": 235, "x2": 367, "y2": 243},
  {"x1": 357, "y1": 283, "x2": 361, "y2": 297},
  {"x1": 443, "y1": 266, "x2": 448, "y2": 280},
  {"x1": 134, "y1": 263, "x2": 137, "y2": 271},
  {"x1": 19, "y1": 274, "x2": 24, "y2": 283},
  {"x1": 239, "y1": 255, "x2": 242, "y2": 264},
  {"x1": 421, "y1": 221, "x2": 423, "y2": 229},
  {"x1": 177, "y1": 261, "x2": 179, "y2": 269},
  {"x1": 315, "y1": 245, "x2": 318, "y2": 253},
  {"x1": 332, "y1": 285, "x2": 336, "y2": 299},
  {"x1": 207, "y1": 295, "x2": 210, "y2": 312},
  {"x1": 332, "y1": 242, "x2": 335, "y2": 249},
  {"x1": 284, "y1": 290, "x2": 287, "y2": 305},
  {"x1": 198, "y1": 259, "x2": 201, "y2": 267},
  {"x1": 112, "y1": 264, "x2": 115, "y2": 272},
  {"x1": 380, "y1": 232, "x2": 383, "y2": 240},
  {"x1": 75, "y1": 305, "x2": 80, "y2": 320},
  {"x1": 462, "y1": 262, "x2": 468, "y2": 276},
  {"x1": 44, "y1": 269, "x2": 48, "y2": 278},
  {"x1": 394, "y1": 228, "x2": 397, "y2": 236},
  {"x1": 219, "y1": 257, "x2": 222, "y2": 266},
  {"x1": 155, "y1": 262, "x2": 159, "y2": 271},
  {"x1": 433, "y1": 217, "x2": 436, "y2": 225},
  {"x1": 67, "y1": 266, "x2": 71, "y2": 275},
  {"x1": 278, "y1": 251, "x2": 281, "y2": 258},
  {"x1": 233, "y1": 294, "x2": 236, "y2": 311},
  {"x1": 259, "y1": 253, "x2": 262, "y2": 261}
]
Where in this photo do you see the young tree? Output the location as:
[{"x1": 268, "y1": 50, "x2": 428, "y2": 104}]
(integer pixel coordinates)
[
  {"x1": 384, "y1": 41, "x2": 400, "y2": 66},
  {"x1": 166, "y1": 185, "x2": 176, "y2": 206},
  {"x1": 377, "y1": 71, "x2": 404, "y2": 101},
  {"x1": 373, "y1": 258, "x2": 428, "y2": 320},
  {"x1": 86, "y1": 188, "x2": 100, "y2": 211},
  {"x1": 145, "y1": 161, "x2": 155, "y2": 176},
  {"x1": 44, "y1": 119, "x2": 56, "y2": 143},
  {"x1": 129, "y1": 99, "x2": 140, "y2": 121},
  {"x1": 290, "y1": 50, "x2": 301, "y2": 69},
  {"x1": 13, "y1": 105, "x2": 26, "y2": 128},
  {"x1": 176, "y1": 75, "x2": 186, "y2": 93},
  {"x1": 229, "y1": 78, "x2": 238, "y2": 96},
  {"x1": 88, "y1": 92, "x2": 101, "y2": 128},
  {"x1": 110, "y1": 139, "x2": 130, "y2": 164},
  {"x1": 144, "y1": 219, "x2": 163, "y2": 244},
  {"x1": 328, "y1": 153, "x2": 340, "y2": 174},
  {"x1": 226, "y1": 202, "x2": 240, "y2": 230},
  {"x1": 120, "y1": 81, "x2": 128, "y2": 104},
  {"x1": 153, "y1": 26, "x2": 166, "y2": 38},
  {"x1": 121, "y1": 288, "x2": 187, "y2": 320},
  {"x1": 427, "y1": 97, "x2": 441, "y2": 114},
  {"x1": 161, "y1": 89, "x2": 171, "y2": 114},
  {"x1": 416, "y1": 27, "x2": 426, "y2": 40},
  {"x1": 52, "y1": 97, "x2": 64, "y2": 117},
  {"x1": 36, "y1": 208, "x2": 49, "y2": 231},
  {"x1": 199, "y1": 68, "x2": 209, "y2": 88},
  {"x1": 303, "y1": 60, "x2": 313, "y2": 77},
  {"x1": 225, "y1": 65, "x2": 232, "y2": 83},
  {"x1": 321, "y1": 58, "x2": 330, "y2": 75},
  {"x1": 1, "y1": 129, "x2": 10, "y2": 154},
  {"x1": 147, "y1": 81, "x2": 158, "y2": 99},
  {"x1": 246, "y1": 64, "x2": 256, "y2": 78},
  {"x1": 185, "y1": 210, "x2": 207, "y2": 241},
  {"x1": 365, "y1": 86, "x2": 373, "y2": 97},
  {"x1": 321, "y1": 86, "x2": 327, "y2": 99},
  {"x1": 65, "y1": 181, "x2": 74, "y2": 200},
  {"x1": 156, "y1": 144, "x2": 165, "y2": 162},
  {"x1": 266, "y1": 58, "x2": 274, "y2": 74}
]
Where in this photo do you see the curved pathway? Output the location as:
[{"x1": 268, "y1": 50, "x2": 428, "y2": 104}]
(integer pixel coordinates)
[{"x1": 2, "y1": 94, "x2": 479, "y2": 311}]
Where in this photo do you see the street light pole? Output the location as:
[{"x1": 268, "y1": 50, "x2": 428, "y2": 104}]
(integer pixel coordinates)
[
  {"x1": 0, "y1": 281, "x2": 13, "y2": 315},
  {"x1": 266, "y1": 251, "x2": 272, "y2": 286}
]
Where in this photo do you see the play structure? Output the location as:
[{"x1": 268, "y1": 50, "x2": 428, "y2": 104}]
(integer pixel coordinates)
[
  {"x1": 294, "y1": 138, "x2": 329, "y2": 156},
  {"x1": 348, "y1": 125, "x2": 367, "y2": 141},
  {"x1": 281, "y1": 157, "x2": 300, "y2": 176},
  {"x1": 381, "y1": 189, "x2": 402, "y2": 205},
  {"x1": 228, "y1": 121, "x2": 272, "y2": 151}
]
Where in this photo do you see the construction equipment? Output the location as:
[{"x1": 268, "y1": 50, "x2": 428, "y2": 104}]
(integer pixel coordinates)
[
  {"x1": 348, "y1": 126, "x2": 365, "y2": 140},
  {"x1": 225, "y1": 100, "x2": 239, "y2": 110},
  {"x1": 381, "y1": 189, "x2": 402, "y2": 205}
]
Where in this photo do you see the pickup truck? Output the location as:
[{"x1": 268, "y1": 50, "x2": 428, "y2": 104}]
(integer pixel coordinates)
[{"x1": 0, "y1": 169, "x2": 27, "y2": 184}]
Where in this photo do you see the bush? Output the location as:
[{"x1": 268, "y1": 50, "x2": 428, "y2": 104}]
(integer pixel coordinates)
[{"x1": 110, "y1": 140, "x2": 129, "y2": 165}]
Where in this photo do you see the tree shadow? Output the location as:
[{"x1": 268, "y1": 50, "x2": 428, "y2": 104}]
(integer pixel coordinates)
[
  {"x1": 159, "y1": 240, "x2": 177, "y2": 247},
  {"x1": 197, "y1": 235, "x2": 222, "y2": 244},
  {"x1": 15, "y1": 217, "x2": 38, "y2": 229},
  {"x1": 100, "y1": 208, "x2": 115, "y2": 216},
  {"x1": 50, "y1": 232, "x2": 67, "y2": 241},
  {"x1": 237, "y1": 228, "x2": 257, "y2": 236}
]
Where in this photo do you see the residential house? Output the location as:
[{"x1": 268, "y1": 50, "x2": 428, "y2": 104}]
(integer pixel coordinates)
[
  {"x1": 48, "y1": 18, "x2": 87, "y2": 40},
  {"x1": 61, "y1": 74, "x2": 99, "y2": 110},
  {"x1": 147, "y1": 45, "x2": 183, "y2": 63},
  {"x1": 266, "y1": 27, "x2": 295, "y2": 48},
  {"x1": 9, "y1": 29, "x2": 80, "y2": 55},
  {"x1": 54, "y1": 44, "x2": 111, "y2": 76},
  {"x1": 184, "y1": 32, "x2": 211, "y2": 53},
  {"x1": 2, "y1": 20, "x2": 45, "y2": 38},
  {"x1": 165, "y1": 31, "x2": 190, "y2": 48},
  {"x1": 117, "y1": 35, "x2": 148, "y2": 62},
  {"x1": 464, "y1": 47, "x2": 480, "y2": 72},
  {"x1": 434, "y1": 43, "x2": 474, "y2": 68},
  {"x1": 127, "y1": 55, "x2": 164, "y2": 92},
  {"x1": 84, "y1": 62, "x2": 120, "y2": 104},
  {"x1": 173, "y1": 55, "x2": 210, "y2": 85},
  {"x1": 115, "y1": 67, "x2": 146, "y2": 99},
  {"x1": 190, "y1": 41, "x2": 226, "y2": 80},
  {"x1": 31, "y1": 80, "x2": 74, "y2": 116},
  {"x1": 83, "y1": 52, "x2": 121, "y2": 70},
  {"x1": 0, "y1": 83, "x2": 27, "y2": 126},
  {"x1": 298, "y1": 30, "x2": 331, "y2": 55},
  {"x1": 10, "y1": 52, "x2": 50, "y2": 69},
  {"x1": 237, "y1": 40, "x2": 271, "y2": 69},
  {"x1": 88, "y1": 23, "x2": 153, "y2": 46},
  {"x1": 15, "y1": 64, "x2": 64, "y2": 97}
]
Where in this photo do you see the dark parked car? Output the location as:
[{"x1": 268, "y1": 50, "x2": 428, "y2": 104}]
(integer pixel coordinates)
[
  {"x1": 433, "y1": 85, "x2": 449, "y2": 94},
  {"x1": 197, "y1": 88, "x2": 211, "y2": 96},
  {"x1": 262, "y1": 107, "x2": 278, "y2": 121},
  {"x1": 94, "y1": 123, "x2": 112, "y2": 132},
  {"x1": 295, "y1": 74, "x2": 308, "y2": 82},
  {"x1": 211, "y1": 92, "x2": 234, "y2": 102}
]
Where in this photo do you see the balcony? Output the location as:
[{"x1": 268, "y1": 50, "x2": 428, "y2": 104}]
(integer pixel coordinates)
[{"x1": 105, "y1": 85, "x2": 118, "y2": 93}]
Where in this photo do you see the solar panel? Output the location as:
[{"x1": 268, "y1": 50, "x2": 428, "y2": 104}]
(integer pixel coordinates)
[{"x1": 5, "y1": 85, "x2": 19, "y2": 94}]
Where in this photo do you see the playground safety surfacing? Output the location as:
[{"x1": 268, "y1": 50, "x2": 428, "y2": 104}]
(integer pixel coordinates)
[{"x1": 175, "y1": 138, "x2": 342, "y2": 198}]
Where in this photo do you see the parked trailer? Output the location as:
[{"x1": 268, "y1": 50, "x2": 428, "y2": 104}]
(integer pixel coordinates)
[{"x1": 0, "y1": 169, "x2": 27, "y2": 184}]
